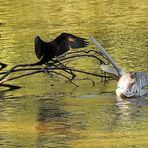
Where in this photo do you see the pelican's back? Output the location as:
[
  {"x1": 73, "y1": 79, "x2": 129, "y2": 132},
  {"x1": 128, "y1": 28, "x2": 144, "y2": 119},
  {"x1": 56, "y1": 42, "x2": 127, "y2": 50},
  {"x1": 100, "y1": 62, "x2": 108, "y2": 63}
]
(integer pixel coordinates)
[{"x1": 136, "y1": 72, "x2": 148, "y2": 88}]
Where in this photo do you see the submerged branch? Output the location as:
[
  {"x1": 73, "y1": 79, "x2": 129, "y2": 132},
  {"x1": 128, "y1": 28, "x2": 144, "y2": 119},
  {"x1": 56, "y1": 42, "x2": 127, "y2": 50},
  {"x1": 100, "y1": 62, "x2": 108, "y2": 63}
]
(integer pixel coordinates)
[
  {"x1": 0, "y1": 83, "x2": 21, "y2": 90},
  {"x1": 59, "y1": 54, "x2": 105, "y2": 63},
  {"x1": 0, "y1": 64, "x2": 32, "y2": 82},
  {"x1": 1, "y1": 70, "x2": 41, "y2": 83},
  {"x1": 58, "y1": 49, "x2": 102, "y2": 59},
  {"x1": 50, "y1": 71, "x2": 78, "y2": 87},
  {"x1": 0, "y1": 50, "x2": 111, "y2": 88}
]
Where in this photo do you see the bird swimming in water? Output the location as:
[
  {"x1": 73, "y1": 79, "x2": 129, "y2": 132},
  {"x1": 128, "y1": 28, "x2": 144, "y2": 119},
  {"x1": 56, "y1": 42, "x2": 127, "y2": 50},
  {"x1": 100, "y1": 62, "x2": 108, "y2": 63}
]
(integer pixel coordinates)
[
  {"x1": 32, "y1": 33, "x2": 88, "y2": 66},
  {"x1": 90, "y1": 36, "x2": 148, "y2": 98}
]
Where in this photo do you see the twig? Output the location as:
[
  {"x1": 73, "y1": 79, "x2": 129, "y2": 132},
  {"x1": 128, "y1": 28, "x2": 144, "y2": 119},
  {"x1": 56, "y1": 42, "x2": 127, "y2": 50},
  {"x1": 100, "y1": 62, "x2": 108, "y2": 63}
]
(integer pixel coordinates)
[
  {"x1": 58, "y1": 49, "x2": 102, "y2": 59},
  {"x1": 59, "y1": 67, "x2": 110, "y2": 78},
  {"x1": 75, "y1": 78, "x2": 95, "y2": 86},
  {"x1": 48, "y1": 70, "x2": 78, "y2": 87},
  {"x1": 0, "y1": 50, "x2": 111, "y2": 87},
  {"x1": 61, "y1": 53, "x2": 107, "y2": 63},
  {"x1": 1, "y1": 70, "x2": 42, "y2": 83},
  {"x1": 51, "y1": 61, "x2": 76, "y2": 80},
  {"x1": 0, "y1": 64, "x2": 32, "y2": 82},
  {"x1": 0, "y1": 83, "x2": 21, "y2": 89},
  {"x1": 0, "y1": 67, "x2": 42, "y2": 75}
]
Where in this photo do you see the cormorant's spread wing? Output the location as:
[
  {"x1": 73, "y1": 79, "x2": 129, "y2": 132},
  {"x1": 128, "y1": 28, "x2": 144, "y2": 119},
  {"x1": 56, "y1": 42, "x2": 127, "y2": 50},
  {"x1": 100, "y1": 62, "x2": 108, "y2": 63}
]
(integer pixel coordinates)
[
  {"x1": 34, "y1": 36, "x2": 45, "y2": 59},
  {"x1": 67, "y1": 35, "x2": 88, "y2": 49},
  {"x1": 54, "y1": 33, "x2": 88, "y2": 57},
  {"x1": 89, "y1": 36, "x2": 125, "y2": 77},
  {"x1": 55, "y1": 39, "x2": 70, "y2": 56}
]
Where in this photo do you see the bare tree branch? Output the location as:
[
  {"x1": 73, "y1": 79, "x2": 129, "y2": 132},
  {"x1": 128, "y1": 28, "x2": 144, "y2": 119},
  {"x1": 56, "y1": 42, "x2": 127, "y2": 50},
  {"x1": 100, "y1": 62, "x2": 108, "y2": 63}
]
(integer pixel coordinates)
[
  {"x1": 49, "y1": 71, "x2": 78, "y2": 87},
  {"x1": 0, "y1": 83, "x2": 21, "y2": 90},
  {"x1": 0, "y1": 64, "x2": 32, "y2": 82},
  {"x1": 59, "y1": 54, "x2": 105, "y2": 63},
  {"x1": 1, "y1": 70, "x2": 42, "y2": 83},
  {"x1": 0, "y1": 49, "x2": 111, "y2": 89},
  {"x1": 58, "y1": 49, "x2": 102, "y2": 59}
]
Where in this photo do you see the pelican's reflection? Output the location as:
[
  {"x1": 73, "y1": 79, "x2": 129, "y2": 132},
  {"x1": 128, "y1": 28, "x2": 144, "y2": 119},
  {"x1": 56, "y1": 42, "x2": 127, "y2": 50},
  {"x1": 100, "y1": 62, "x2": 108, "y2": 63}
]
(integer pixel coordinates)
[
  {"x1": 113, "y1": 95, "x2": 148, "y2": 127},
  {"x1": 36, "y1": 93, "x2": 73, "y2": 148}
]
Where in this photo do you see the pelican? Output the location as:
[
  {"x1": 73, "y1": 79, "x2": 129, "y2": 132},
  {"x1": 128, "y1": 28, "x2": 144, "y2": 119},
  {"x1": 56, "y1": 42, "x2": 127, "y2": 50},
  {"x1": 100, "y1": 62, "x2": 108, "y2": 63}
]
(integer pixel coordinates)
[{"x1": 90, "y1": 36, "x2": 148, "y2": 98}]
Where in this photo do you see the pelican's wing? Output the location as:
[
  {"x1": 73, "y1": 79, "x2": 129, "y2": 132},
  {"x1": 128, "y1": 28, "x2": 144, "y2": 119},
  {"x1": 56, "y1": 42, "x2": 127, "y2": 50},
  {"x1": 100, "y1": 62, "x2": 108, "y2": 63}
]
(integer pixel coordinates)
[
  {"x1": 100, "y1": 64, "x2": 118, "y2": 75},
  {"x1": 100, "y1": 64, "x2": 120, "y2": 80},
  {"x1": 135, "y1": 72, "x2": 148, "y2": 88},
  {"x1": 89, "y1": 36, "x2": 125, "y2": 77}
]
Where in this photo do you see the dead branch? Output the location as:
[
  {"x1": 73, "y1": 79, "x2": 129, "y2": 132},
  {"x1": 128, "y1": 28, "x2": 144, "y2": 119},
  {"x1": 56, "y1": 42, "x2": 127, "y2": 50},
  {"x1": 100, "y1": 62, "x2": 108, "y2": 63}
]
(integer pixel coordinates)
[
  {"x1": 0, "y1": 83, "x2": 21, "y2": 90},
  {"x1": 1, "y1": 70, "x2": 41, "y2": 83},
  {"x1": 74, "y1": 78, "x2": 95, "y2": 86},
  {"x1": 49, "y1": 71, "x2": 78, "y2": 87},
  {"x1": 59, "y1": 53, "x2": 106, "y2": 64},
  {"x1": 0, "y1": 64, "x2": 32, "y2": 82},
  {"x1": 58, "y1": 49, "x2": 103, "y2": 59},
  {"x1": 0, "y1": 49, "x2": 111, "y2": 88}
]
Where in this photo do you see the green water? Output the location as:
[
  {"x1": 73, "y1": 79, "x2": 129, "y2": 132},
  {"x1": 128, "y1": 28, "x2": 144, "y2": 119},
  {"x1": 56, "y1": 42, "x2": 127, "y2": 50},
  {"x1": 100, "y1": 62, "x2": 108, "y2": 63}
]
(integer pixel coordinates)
[{"x1": 0, "y1": 0, "x2": 148, "y2": 147}]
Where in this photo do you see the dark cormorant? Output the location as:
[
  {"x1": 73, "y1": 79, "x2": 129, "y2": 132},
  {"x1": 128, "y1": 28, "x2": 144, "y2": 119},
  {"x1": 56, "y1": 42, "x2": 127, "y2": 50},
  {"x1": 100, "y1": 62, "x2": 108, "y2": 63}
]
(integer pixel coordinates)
[{"x1": 32, "y1": 33, "x2": 88, "y2": 65}]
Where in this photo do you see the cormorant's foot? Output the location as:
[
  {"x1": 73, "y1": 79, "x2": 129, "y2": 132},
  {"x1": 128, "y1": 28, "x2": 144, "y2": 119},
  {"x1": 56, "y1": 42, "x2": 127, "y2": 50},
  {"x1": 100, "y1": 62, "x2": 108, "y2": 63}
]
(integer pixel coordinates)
[{"x1": 46, "y1": 62, "x2": 53, "y2": 67}]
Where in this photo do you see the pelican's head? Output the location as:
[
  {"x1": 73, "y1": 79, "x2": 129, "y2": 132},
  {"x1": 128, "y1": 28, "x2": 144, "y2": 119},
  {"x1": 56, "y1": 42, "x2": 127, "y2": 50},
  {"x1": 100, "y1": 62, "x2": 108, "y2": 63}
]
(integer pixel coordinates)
[{"x1": 116, "y1": 72, "x2": 136, "y2": 97}]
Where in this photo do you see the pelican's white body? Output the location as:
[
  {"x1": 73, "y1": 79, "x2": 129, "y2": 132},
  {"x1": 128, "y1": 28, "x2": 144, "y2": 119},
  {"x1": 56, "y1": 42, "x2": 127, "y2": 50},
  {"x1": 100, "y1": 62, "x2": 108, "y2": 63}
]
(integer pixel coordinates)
[{"x1": 116, "y1": 73, "x2": 147, "y2": 97}]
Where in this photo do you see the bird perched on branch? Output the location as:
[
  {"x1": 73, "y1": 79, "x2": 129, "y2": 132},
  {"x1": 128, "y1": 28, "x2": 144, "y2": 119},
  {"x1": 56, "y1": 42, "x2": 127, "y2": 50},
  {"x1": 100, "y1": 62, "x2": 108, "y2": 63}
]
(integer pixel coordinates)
[
  {"x1": 32, "y1": 33, "x2": 88, "y2": 66},
  {"x1": 90, "y1": 36, "x2": 148, "y2": 98}
]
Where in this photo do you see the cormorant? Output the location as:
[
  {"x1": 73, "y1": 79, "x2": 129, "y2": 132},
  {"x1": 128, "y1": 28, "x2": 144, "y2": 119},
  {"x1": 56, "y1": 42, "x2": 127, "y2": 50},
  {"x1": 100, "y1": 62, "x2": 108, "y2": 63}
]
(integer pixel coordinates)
[{"x1": 32, "y1": 33, "x2": 88, "y2": 65}]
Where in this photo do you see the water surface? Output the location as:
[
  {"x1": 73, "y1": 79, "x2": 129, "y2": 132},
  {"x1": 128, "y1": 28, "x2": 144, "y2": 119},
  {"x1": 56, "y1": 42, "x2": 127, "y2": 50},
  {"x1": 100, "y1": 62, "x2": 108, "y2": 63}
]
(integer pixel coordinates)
[{"x1": 0, "y1": 0, "x2": 148, "y2": 147}]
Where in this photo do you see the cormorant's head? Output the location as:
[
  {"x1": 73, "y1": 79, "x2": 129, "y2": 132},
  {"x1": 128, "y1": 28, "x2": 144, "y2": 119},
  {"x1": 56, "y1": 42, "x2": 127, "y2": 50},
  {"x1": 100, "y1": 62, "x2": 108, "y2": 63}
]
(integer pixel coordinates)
[
  {"x1": 34, "y1": 36, "x2": 45, "y2": 45},
  {"x1": 35, "y1": 36, "x2": 42, "y2": 42}
]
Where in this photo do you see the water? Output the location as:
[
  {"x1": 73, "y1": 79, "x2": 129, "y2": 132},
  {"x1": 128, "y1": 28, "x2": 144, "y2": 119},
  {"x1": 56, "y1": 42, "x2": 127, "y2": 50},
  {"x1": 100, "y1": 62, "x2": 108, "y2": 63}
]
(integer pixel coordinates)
[{"x1": 0, "y1": 0, "x2": 148, "y2": 147}]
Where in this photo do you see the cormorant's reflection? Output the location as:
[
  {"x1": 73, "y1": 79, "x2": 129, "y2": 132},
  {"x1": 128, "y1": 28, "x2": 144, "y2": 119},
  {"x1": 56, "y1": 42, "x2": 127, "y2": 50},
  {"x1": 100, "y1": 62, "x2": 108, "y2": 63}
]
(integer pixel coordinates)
[{"x1": 36, "y1": 93, "x2": 72, "y2": 148}]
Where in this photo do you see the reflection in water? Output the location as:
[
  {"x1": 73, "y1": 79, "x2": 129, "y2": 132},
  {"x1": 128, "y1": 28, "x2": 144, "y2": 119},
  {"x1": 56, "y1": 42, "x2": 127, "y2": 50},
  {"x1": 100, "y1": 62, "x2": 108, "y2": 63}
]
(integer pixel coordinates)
[
  {"x1": 0, "y1": 0, "x2": 148, "y2": 147},
  {"x1": 36, "y1": 94, "x2": 70, "y2": 148},
  {"x1": 114, "y1": 96, "x2": 148, "y2": 130}
]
